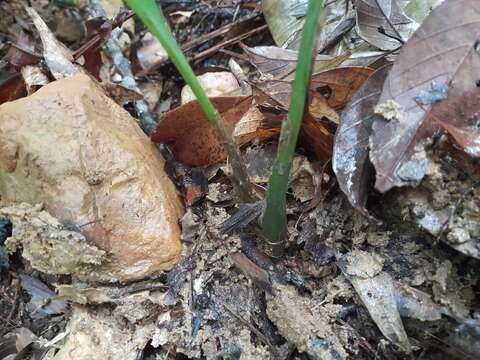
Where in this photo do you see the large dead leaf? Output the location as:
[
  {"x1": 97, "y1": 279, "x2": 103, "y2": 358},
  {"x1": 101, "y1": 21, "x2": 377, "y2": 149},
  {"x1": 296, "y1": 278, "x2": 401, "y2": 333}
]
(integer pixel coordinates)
[
  {"x1": 242, "y1": 44, "x2": 349, "y2": 80},
  {"x1": 152, "y1": 96, "x2": 335, "y2": 166},
  {"x1": 310, "y1": 67, "x2": 375, "y2": 110},
  {"x1": 333, "y1": 65, "x2": 391, "y2": 216},
  {"x1": 151, "y1": 97, "x2": 253, "y2": 166},
  {"x1": 356, "y1": 0, "x2": 418, "y2": 50},
  {"x1": 255, "y1": 67, "x2": 374, "y2": 112},
  {"x1": 370, "y1": 0, "x2": 480, "y2": 192}
]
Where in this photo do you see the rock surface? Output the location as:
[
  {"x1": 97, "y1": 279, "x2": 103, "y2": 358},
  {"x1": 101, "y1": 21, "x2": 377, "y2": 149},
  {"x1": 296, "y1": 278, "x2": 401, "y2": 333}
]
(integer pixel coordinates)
[
  {"x1": 181, "y1": 72, "x2": 240, "y2": 104},
  {"x1": 0, "y1": 74, "x2": 183, "y2": 282}
]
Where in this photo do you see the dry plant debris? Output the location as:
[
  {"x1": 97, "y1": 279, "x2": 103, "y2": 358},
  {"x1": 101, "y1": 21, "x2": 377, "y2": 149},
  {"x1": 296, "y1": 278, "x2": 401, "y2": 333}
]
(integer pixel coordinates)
[{"x1": 0, "y1": 0, "x2": 479, "y2": 359}]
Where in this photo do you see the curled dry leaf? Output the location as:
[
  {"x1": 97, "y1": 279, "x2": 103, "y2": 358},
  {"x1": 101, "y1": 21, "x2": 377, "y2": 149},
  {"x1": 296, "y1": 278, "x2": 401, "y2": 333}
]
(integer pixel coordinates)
[
  {"x1": 333, "y1": 65, "x2": 391, "y2": 216},
  {"x1": 152, "y1": 66, "x2": 373, "y2": 167},
  {"x1": 254, "y1": 66, "x2": 374, "y2": 113},
  {"x1": 356, "y1": 0, "x2": 418, "y2": 50},
  {"x1": 370, "y1": 0, "x2": 480, "y2": 192}
]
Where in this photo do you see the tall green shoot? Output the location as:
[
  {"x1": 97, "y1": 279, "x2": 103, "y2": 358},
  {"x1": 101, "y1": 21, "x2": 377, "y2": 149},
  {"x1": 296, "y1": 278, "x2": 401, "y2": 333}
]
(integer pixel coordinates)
[
  {"x1": 125, "y1": 0, "x2": 254, "y2": 203},
  {"x1": 261, "y1": 0, "x2": 325, "y2": 258}
]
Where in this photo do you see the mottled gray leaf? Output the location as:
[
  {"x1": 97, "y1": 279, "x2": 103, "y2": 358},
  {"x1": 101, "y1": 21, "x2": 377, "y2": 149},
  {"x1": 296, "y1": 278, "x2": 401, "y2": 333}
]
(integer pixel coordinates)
[
  {"x1": 370, "y1": 0, "x2": 480, "y2": 192},
  {"x1": 333, "y1": 65, "x2": 391, "y2": 216}
]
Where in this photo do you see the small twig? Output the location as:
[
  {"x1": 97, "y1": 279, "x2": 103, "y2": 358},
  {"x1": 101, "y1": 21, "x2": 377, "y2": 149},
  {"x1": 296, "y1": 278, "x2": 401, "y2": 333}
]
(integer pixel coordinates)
[
  {"x1": 192, "y1": 24, "x2": 268, "y2": 63},
  {"x1": 374, "y1": 0, "x2": 405, "y2": 44}
]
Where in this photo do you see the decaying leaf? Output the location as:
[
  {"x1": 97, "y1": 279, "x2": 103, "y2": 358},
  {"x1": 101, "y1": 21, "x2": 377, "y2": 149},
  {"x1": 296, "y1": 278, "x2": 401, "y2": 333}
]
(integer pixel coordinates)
[
  {"x1": 356, "y1": 0, "x2": 418, "y2": 50},
  {"x1": 310, "y1": 67, "x2": 375, "y2": 110},
  {"x1": 232, "y1": 105, "x2": 278, "y2": 145},
  {"x1": 242, "y1": 44, "x2": 349, "y2": 80},
  {"x1": 333, "y1": 65, "x2": 391, "y2": 216},
  {"x1": 338, "y1": 250, "x2": 412, "y2": 353},
  {"x1": 153, "y1": 67, "x2": 373, "y2": 166},
  {"x1": 370, "y1": 0, "x2": 480, "y2": 192},
  {"x1": 26, "y1": 7, "x2": 79, "y2": 80}
]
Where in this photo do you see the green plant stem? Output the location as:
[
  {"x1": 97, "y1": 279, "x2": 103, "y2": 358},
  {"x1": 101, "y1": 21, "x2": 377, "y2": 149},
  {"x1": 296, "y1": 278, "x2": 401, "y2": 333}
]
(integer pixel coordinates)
[
  {"x1": 261, "y1": 0, "x2": 325, "y2": 258},
  {"x1": 125, "y1": 0, "x2": 255, "y2": 203}
]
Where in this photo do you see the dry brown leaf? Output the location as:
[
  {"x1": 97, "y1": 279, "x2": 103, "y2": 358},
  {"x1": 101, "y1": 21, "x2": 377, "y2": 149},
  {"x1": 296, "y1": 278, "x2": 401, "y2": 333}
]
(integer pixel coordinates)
[
  {"x1": 151, "y1": 96, "x2": 253, "y2": 166},
  {"x1": 0, "y1": 72, "x2": 26, "y2": 106},
  {"x1": 242, "y1": 44, "x2": 349, "y2": 80},
  {"x1": 370, "y1": 0, "x2": 480, "y2": 192},
  {"x1": 310, "y1": 67, "x2": 375, "y2": 110}
]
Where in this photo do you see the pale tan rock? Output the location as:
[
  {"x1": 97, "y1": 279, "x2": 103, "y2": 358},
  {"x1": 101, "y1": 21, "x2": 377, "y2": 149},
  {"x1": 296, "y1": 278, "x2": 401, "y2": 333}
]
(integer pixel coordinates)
[
  {"x1": 181, "y1": 71, "x2": 240, "y2": 104},
  {"x1": 0, "y1": 74, "x2": 183, "y2": 282}
]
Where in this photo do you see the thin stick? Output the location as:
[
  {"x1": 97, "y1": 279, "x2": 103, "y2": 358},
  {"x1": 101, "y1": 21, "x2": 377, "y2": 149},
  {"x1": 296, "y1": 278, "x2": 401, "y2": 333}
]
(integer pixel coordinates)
[{"x1": 261, "y1": 0, "x2": 325, "y2": 258}]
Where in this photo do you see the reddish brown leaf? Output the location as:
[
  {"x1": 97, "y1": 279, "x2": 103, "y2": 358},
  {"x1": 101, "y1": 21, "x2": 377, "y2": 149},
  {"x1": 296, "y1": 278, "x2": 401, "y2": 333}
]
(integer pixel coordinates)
[
  {"x1": 333, "y1": 65, "x2": 391, "y2": 216},
  {"x1": 0, "y1": 72, "x2": 27, "y2": 105},
  {"x1": 151, "y1": 97, "x2": 252, "y2": 166},
  {"x1": 299, "y1": 113, "x2": 335, "y2": 161},
  {"x1": 370, "y1": 0, "x2": 480, "y2": 192},
  {"x1": 151, "y1": 68, "x2": 373, "y2": 166},
  {"x1": 3, "y1": 44, "x2": 42, "y2": 68}
]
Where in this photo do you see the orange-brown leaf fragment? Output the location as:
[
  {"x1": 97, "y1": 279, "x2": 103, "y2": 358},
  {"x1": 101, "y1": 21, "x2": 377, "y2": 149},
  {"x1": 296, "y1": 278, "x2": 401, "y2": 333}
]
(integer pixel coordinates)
[{"x1": 151, "y1": 96, "x2": 252, "y2": 166}]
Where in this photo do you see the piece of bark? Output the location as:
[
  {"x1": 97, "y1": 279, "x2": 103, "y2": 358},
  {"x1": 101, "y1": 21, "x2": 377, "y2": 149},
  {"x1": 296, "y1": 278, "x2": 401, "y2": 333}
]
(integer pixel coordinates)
[{"x1": 0, "y1": 74, "x2": 184, "y2": 283}]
